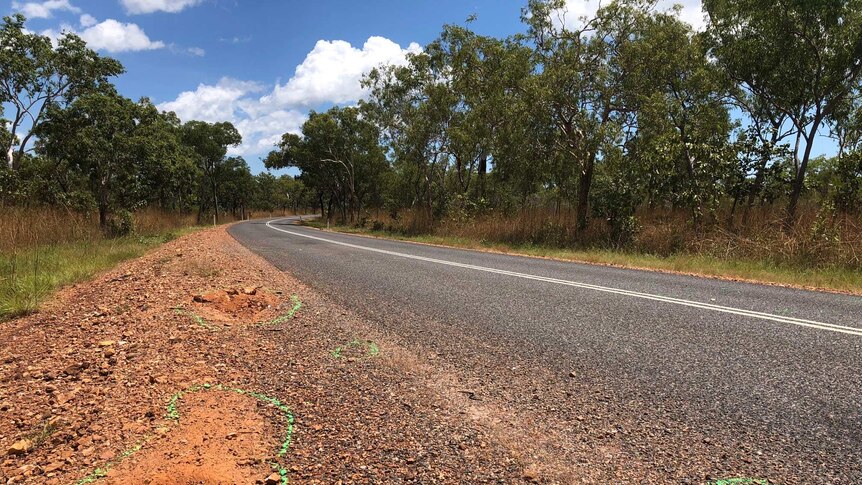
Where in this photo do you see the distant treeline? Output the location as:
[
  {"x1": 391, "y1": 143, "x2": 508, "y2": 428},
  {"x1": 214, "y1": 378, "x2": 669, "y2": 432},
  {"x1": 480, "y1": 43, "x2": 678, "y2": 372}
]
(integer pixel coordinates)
[
  {"x1": 263, "y1": 0, "x2": 862, "y2": 250},
  {"x1": 0, "y1": 13, "x2": 315, "y2": 234}
]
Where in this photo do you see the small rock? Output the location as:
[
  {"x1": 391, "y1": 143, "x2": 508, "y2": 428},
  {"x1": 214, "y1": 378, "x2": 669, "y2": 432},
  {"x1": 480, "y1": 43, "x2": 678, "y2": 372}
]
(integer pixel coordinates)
[
  {"x1": 194, "y1": 291, "x2": 228, "y2": 304},
  {"x1": 97, "y1": 341, "x2": 115, "y2": 348},
  {"x1": 522, "y1": 465, "x2": 540, "y2": 482},
  {"x1": 6, "y1": 439, "x2": 33, "y2": 456},
  {"x1": 62, "y1": 363, "x2": 87, "y2": 376},
  {"x1": 568, "y1": 371, "x2": 577, "y2": 378},
  {"x1": 149, "y1": 375, "x2": 168, "y2": 385},
  {"x1": 264, "y1": 472, "x2": 281, "y2": 485}
]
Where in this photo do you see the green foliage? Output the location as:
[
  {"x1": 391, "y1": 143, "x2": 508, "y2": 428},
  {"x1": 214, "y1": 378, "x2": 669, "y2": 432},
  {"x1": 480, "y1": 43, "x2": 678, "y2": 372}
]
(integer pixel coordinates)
[
  {"x1": 704, "y1": 0, "x2": 862, "y2": 222},
  {"x1": 0, "y1": 230, "x2": 185, "y2": 320},
  {"x1": 266, "y1": 106, "x2": 387, "y2": 223},
  {"x1": 0, "y1": 13, "x2": 124, "y2": 169},
  {"x1": 107, "y1": 210, "x2": 135, "y2": 238}
]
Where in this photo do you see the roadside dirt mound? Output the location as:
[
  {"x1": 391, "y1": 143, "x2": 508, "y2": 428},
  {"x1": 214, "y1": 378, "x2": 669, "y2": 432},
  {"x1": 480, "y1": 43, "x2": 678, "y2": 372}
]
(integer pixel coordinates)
[
  {"x1": 189, "y1": 287, "x2": 281, "y2": 324},
  {"x1": 0, "y1": 225, "x2": 527, "y2": 484},
  {"x1": 105, "y1": 389, "x2": 283, "y2": 485}
]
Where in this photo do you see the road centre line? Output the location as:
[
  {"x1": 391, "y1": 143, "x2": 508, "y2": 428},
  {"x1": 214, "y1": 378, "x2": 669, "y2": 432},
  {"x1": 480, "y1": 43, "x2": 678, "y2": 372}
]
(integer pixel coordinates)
[{"x1": 265, "y1": 218, "x2": 861, "y2": 337}]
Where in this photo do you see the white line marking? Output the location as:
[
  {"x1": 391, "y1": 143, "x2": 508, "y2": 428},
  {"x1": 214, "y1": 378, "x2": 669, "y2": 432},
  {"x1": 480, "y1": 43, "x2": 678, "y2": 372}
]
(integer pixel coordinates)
[{"x1": 265, "y1": 218, "x2": 861, "y2": 336}]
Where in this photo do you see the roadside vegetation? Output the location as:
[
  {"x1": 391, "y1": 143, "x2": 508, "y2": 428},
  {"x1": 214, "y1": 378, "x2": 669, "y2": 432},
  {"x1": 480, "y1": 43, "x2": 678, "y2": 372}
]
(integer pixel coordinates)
[
  {"x1": 3, "y1": 0, "x2": 862, "y2": 317},
  {"x1": 0, "y1": 15, "x2": 315, "y2": 319},
  {"x1": 267, "y1": 0, "x2": 862, "y2": 291},
  {"x1": 304, "y1": 214, "x2": 862, "y2": 294},
  {"x1": 0, "y1": 208, "x2": 191, "y2": 319}
]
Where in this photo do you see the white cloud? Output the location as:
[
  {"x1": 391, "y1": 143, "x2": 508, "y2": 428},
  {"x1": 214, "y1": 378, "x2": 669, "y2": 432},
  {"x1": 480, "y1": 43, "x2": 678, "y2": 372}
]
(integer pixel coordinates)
[
  {"x1": 233, "y1": 110, "x2": 307, "y2": 156},
  {"x1": 157, "y1": 78, "x2": 306, "y2": 157},
  {"x1": 120, "y1": 0, "x2": 203, "y2": 14},
  {"x1": 78, "y1": 19, "x2": 165, "y2": 52},
  {"x1": 261, "y1": 36, "x2": 422, "y2": 109},
  {"x1": 558, "y1": 0, "x2": 706, "y2": 32},
  {"x1": 186, "y1": 46, "x2": 205, "y2": 56},
  {"x1": 158, "y1": 37, "x2": 419, "y2": 158},
  {"x1": 11, "y1": 0, "x2": 79, "y2": 18},
  {"x1": 159, "y1": 77, "x2": 263, "y2": 123},
  {"x1": 79, "y1": 13, "x2": 96, "y2": 27}
]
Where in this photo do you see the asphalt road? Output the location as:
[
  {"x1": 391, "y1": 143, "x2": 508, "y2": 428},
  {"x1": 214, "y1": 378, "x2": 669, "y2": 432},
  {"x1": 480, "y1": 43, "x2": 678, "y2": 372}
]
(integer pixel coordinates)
[{"x1": 230, "y1": 216, "x2": 862, "y2": 482}]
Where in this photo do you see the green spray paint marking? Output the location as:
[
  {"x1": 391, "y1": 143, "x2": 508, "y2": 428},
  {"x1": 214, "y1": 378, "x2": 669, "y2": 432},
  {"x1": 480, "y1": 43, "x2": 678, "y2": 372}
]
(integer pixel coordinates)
[
  {"x1": 258, "y1": 295, "x2": 302, "y2": 326},
  {"x1": 173, "y1": 306, "x2": 216, "y2": 330},
  {"x1": 76, "y1": 442, "x2": 144, "y2": 484},
  {"x1": 165, "y1": 383, "x2": 295, "y2": 484},
  {"x1": 79, "y1": 384, "x2": 295, "y2": 485},
  {"x1": 709, "y1": 478, "x2": 769, "y2": 485},
  {"x1": 331, "y1": 339, "x2": 380, "y2": 359}
]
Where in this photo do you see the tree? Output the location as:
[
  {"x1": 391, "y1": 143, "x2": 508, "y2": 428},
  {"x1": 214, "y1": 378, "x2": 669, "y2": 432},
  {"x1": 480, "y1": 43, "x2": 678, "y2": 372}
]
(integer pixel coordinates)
[
  {"x1": 37, "y1": 91, "x2": 145, "y2": 228},
  {"x1": 0, "y1": 14, "x2": 124, "y2": 169},
  {"x1": 266, "y1": 107, "x2": 387, "y2": 223},
  {"x1": 180, "y1": 121, "x2": 242, "y2": 224},
  {"x1": 705, "y1": 0, "x2": 862, "y2": 226},
  {"x1": 623, "y1": 9, "x2": 735, "y2": 226},
  {"x1": 425, "y1": 25, "x2": 533, "y2": 203},
  {"x1": 362, "y1": 53, "x2": 455, "y2": 221},
  {"x1": 218, "y1": 156, "x2": 255, "y2": 219},
  {"x1": 133, "y1": 106, "x2": 200, "y2": 212},
  {"x1": 521, "y1": 0, "x2": 647, "y2": 229}
]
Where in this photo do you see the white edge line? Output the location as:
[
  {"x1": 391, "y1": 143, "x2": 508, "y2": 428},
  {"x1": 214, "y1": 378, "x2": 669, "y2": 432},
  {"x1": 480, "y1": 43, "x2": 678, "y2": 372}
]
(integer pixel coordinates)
[{"x1": 264, "y1": 218, "x2": 861, "y2": 337}]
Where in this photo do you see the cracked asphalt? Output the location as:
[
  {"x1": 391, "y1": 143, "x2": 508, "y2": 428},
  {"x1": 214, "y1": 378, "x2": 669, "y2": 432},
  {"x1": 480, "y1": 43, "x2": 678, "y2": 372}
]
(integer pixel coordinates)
[{"x1": 230, "y1": 217, "x2": 862, "y2": 483}]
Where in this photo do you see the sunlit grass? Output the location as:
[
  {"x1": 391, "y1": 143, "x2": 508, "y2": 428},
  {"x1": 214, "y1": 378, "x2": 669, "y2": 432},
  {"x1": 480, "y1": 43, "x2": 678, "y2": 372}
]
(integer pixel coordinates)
[{"x1": 0, "y1": 230, "x2": 195, "y2": 320}]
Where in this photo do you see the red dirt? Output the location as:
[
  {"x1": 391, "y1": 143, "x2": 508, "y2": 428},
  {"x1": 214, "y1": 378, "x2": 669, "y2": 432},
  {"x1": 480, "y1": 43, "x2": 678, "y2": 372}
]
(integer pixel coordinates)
[
  {"x1": 190, "y1": 287, "x2": 281, "y2": 324},
  {"x1": 104, "y1": 390, "x2": 279, "y2": 485},
  {"x1": 0, "y1": 225, "x2": 528, "y2": 484}
]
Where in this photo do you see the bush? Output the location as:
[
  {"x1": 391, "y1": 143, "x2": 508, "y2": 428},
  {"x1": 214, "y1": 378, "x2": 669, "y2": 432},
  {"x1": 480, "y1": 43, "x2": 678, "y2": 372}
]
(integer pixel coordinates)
[{"x1": 107, "y1": 210, "x2": 135, "y2": 238}]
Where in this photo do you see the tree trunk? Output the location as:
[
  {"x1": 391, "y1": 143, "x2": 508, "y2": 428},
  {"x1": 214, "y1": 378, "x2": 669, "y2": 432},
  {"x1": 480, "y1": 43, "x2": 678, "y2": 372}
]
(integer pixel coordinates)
[
  {"x1": 477, "y1": 151, "x2": 488, "y2": 200},
  {"x1": 576, "y1": 158, "x2": 595, "y2": 231},
  {"x1": 211, "y1": 178, "x2": 219, "y2": 224},
  {"x1": 786, "y1": 117, "x2": 822, "y2": 229},
  {"x1": 98, "y1": 177, "x2": 109, "y2": 230}
]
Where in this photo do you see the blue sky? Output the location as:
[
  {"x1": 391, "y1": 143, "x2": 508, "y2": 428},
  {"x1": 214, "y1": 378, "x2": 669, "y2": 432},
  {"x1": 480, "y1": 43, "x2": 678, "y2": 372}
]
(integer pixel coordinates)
[
  {"x1": 6, "y1": 0, "x2": 836, "y2": 173},
  {"x1": 6, "y1": 0, "x2": 531, "y2": 172}
]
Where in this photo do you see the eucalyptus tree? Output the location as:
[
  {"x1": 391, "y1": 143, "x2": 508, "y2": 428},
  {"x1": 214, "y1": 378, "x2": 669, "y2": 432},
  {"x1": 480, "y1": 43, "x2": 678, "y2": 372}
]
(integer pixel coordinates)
[
  {"x1": 37, "y1": 91, "x2": 148, "y2": 228},
  {"x1": 704, "y1": 0, "x2": 862, "y2": 226},
  {"x1": 425, "y1": 24, "x2": 533, "y2": 203},
  {"x1": 522, "y1": 0, "x2": 648, "y2": 229},
  {"x1": 266, "y1": 107, "x2": 387, "y2": 222},
  {"x1": 133, "y1": 104, "x2": 199, "y2": 211},
  {"x1": 362, "y1": 52, "x2": 456, "y2": 218},
  {"x1": 0, "y1": 14, "x2": 124, "y2": 169},
  {"x1": 218, "y1": 156, "x2": 255, "y2": 219},
  {"x1": 181, "y1": 120, "x2": 242, "y2": 224},
  {"x1": 622, "y1": 9, "x2": 735, "y2": 226}
]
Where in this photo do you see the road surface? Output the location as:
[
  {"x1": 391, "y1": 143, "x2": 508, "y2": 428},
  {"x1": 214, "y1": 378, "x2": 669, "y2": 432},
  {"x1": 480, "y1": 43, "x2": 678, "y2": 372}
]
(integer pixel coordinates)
[{"x1": 230, "y1": 216, "x2": 862, "y2": 482}]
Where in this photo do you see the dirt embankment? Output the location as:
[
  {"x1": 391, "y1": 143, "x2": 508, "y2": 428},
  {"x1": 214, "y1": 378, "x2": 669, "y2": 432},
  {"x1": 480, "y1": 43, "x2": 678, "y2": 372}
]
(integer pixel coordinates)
[{"x1": 0, "y1": 226, "x2": 530, "y2": 484}]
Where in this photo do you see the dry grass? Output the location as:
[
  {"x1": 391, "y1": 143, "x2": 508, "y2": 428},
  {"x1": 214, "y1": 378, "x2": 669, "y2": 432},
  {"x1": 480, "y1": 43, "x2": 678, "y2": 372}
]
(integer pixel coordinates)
[
  {"x1": 0, "y1": 206, "x2": 200, "y2": 252},
  {"x1": 310, "y1": 203, "x2": 862, "y2": 294},
  {"x1": 0, "y1": 207, "x2": 202, "y2": 320}
]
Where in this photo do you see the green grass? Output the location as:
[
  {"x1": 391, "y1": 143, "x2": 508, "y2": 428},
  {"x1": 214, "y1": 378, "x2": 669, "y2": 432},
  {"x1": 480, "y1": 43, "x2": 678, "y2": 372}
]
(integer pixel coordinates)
[
  {"x1": 1, "y1": 229, "x2": 196, "y2": 321},
  {"x1": 304, "y1": 221, "x2": 862, "y2": 294}
]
